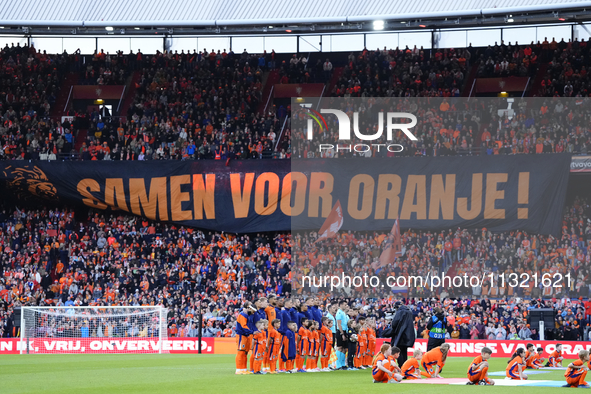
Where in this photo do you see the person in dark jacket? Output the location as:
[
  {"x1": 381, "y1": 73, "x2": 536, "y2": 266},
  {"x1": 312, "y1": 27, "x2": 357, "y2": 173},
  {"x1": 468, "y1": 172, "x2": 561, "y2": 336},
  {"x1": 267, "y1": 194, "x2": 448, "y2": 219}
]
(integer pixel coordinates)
[
  {"x1": 460, "y1": 322, "x2": 471, "y2": 339},
  {"x1": 389, "y1": 302, "x2": 416, "y2": 366},
  {"x1": 427, "y1": 307, "x2": 447, "y2": 351}
]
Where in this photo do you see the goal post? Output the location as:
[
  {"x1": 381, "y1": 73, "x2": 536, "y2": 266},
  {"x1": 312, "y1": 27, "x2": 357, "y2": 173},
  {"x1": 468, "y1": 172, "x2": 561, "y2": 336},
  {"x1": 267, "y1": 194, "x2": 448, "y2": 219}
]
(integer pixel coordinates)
[{"x1": 20, "y1": 305, "x2": 168, "y2": 355}]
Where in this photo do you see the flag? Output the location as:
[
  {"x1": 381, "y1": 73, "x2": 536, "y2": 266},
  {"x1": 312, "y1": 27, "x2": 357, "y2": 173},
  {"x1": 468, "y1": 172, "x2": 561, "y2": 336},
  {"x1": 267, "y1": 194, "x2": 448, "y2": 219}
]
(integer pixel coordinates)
[
  {"x1": 307, "y1": 251, "x2": 321, "y2": 267},
  {"x1": 372, "y1": 219, "x2": 402, "y2": 269},
  {"x1": 328, "y1": 346, "x2": 338, "y2": 367},
  {"x1": 315, "y1": 200, "x2": 344, "y2": 243}
]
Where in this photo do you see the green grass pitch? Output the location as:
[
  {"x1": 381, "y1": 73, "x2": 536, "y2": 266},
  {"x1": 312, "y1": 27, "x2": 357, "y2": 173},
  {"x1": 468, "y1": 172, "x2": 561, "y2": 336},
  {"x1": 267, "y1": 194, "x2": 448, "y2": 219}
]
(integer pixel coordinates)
[{"x1": 0, "y1": 354, "x2": 574, "y2": 394}]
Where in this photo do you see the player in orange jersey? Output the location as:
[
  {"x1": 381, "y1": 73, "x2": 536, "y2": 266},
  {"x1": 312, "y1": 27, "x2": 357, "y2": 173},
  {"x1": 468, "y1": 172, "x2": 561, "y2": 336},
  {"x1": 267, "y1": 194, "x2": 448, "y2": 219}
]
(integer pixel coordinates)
[
  {"x1": 527, "y1": 347, "x2": 546, "y2": 369},
  {"x1": 306, "y1": 321, "x2": 320, "y2": 372},
  {"x1": 466, "y1": 347, "x2": 495, "y2": 385},
  {"x1": 547, "y1": 344, "x2": 564, "y2": 367},
  {"x1": 421, "y1": 343, "x2": 450, "y2": 378},
  {"x1": 401, "y1": 349, "x2": 428, "y2": 379},
  {"x1": 252, "y1": 320, "x2": 269, "y2": 374},
  {"x1": 565, "y1": 350, "x2": 590, "y2": 388},
  {"x1": 234, "y1": 302, "x2": 256, "y2": 375},
  {"x1": 506, "y1": 348, "x2": 528, "y2": 380},
  {"x1": 262, "y1": 295, "x2": 278, "y2": 372},
  {"x1": 295, "y1": 318, "x2": 310, "y2": 372},
  {"x1": 266, "y1": 319, "x2": 283, "y2": 374},
  {"x1": 364, "y1": 318, "x2": 376, "y2": 368},
  {"x1": 372, "y1": 344, "x2": 403, "y2": 383},
  {"x1": 319, "y1": 317, "x2": 334, "y2": 371},
  {"x1": 355, "y1": 318, "x2": 368, "y2": 369}
]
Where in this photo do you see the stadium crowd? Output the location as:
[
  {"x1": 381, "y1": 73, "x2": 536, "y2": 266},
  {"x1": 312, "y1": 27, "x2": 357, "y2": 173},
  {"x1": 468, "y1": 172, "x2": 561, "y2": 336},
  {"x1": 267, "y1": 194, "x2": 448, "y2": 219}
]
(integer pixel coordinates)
[
  {"x1": 79, "y1": 49, "x2": 131, "y2": 86},
  {"x1": 0, "y1": 41, "x2": 591, "y2": 345},
  {"x1": 1, "y1": 40, "x2": 591, "y2": 160},
  {"x1": 326, "y1": 46, "x2": 470, "y2": 99},
  {"x1": 0, "y1": 43, "x2": 66, "y2": 120},
  {"x1": 0, "y1": 194, "x2": 589, "y2": 341},
  {"x1": 538, "y1": 37, "x2": 591, "y2": 97}
]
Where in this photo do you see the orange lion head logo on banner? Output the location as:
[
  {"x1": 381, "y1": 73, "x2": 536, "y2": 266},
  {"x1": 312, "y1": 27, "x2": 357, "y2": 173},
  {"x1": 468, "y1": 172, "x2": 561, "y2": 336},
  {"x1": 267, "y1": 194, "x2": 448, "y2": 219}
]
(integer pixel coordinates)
[{"x1": 2, "y1": 165, "x2": 58, "y2": 200}]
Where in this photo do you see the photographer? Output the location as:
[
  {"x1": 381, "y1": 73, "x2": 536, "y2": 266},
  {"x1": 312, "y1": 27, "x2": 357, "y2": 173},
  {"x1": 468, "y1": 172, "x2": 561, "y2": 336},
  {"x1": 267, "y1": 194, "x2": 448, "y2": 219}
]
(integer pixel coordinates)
[{"x1": 427, "y1": 307, "x2": 447, "y2": 351}]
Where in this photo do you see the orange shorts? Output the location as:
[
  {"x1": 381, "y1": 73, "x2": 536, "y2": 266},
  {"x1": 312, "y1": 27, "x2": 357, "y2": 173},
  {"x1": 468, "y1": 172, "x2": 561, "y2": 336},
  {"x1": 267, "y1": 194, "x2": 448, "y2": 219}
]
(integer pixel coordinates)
[{"x1": 237, "y1": 335, "x2": 251, "y2": 352}]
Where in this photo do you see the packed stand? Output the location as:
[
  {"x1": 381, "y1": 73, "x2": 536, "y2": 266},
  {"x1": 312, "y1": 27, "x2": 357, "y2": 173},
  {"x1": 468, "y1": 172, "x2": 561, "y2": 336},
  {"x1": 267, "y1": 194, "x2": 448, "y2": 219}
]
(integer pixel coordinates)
[
  {"x1": 79, "y1": 49, "x2": 132, "y2": 85},
  {"x1": 294, "y1": 196, "x2": 591, "y2": 300},
  {"x1": 2, "y1": 43, "x2": 591, "y2": 160},
  {"x1": 0, "y1": 195, "x2": 589, "y2": 339},
  {"x1": 0, "y1": 43, "x2": 74, "y2": 160},
  {"x1": 295, "y1": 95, "x2": 591, "y2": 158},
  {"x1": 476, "y1": 40, "x2": 540, "y2": 78},
  {"x1": 537, "y1": 37, "x2": 591, "y2": 97},
  {"x1": 330, "y1": 46, "x2": 471, "y2": 98}
]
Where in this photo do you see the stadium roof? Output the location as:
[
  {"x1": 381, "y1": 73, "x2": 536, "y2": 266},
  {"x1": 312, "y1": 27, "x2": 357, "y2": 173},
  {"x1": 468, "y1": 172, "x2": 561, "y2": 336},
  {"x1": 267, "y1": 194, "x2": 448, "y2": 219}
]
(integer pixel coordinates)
[{"x1": 1, "y1": 0, "x2": 591, "y2": 27}]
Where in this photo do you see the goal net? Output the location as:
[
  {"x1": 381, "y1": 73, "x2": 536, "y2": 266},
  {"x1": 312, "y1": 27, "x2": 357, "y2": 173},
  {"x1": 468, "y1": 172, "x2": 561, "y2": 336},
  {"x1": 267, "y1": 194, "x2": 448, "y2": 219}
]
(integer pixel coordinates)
[{"x1": 20, "y1": 306, "x2": 168, "y2": 354}]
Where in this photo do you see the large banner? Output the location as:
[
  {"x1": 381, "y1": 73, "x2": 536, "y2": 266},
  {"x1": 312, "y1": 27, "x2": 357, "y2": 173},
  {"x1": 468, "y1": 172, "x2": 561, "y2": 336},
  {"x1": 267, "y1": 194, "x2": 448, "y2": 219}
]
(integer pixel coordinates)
[
  {"x1": 0, "y1": 154, "x2": 570, "y2": 234},
  {"x1": 0, "y1": 161, "x2": 287, "y2": 234},
  {"x1": 291, "y1": 155, "x2": 571, "y2": 235}
]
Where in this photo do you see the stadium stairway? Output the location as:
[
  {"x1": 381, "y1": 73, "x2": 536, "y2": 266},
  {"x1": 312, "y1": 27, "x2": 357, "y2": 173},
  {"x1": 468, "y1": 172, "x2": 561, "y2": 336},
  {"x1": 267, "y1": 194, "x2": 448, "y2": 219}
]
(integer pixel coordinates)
[
  {"x1": 119, "y1": 71, "x2": 142, "y2": 117},
  {"x1": 258, "y1": 69, "x2": 280, "y2": 115},
  {"x1": 326, "y1": 66, "x2": 344, "y2": 95},
  {"x1": 51, "y1": 71, "x2": 80, "y2": 119},
  {"x1": 316, "y1": 66, "x2": 343, "y2": 108},
  {"x1": 461, "y1": 62, "x2": 479, "y2": 97},
  {"x1": 73, "y1": 129, "x2": 88, "y2": 152},
  {"x1": 445, "y1": 260, "x2": 460, "y2": 278},
  {"x1": 527, "y1": 63, "x2": 549, "y2": 97}
]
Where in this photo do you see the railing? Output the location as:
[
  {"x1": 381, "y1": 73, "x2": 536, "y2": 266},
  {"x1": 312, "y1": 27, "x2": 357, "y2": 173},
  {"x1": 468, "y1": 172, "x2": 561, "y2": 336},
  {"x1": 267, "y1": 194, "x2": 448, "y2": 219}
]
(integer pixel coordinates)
[
  {"x1": 13, "y1": 147, "x2": 591, "y2": 162},
  {"x1": 263, "y1": 85, "x2": 274, "y2": 114},
  {"x1": 274, "y1": 116, "x2": 289, "y2": 152},
  {"x1": 63, "y1": 86, "x2": 73, "y2": 113}
]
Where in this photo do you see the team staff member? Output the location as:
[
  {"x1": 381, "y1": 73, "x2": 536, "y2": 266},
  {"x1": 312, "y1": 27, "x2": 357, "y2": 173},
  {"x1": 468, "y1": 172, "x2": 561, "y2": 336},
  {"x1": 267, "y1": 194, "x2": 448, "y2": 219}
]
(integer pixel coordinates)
[{"x1": 427, "y1": 307, "x2": 446, "y2": 351}]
